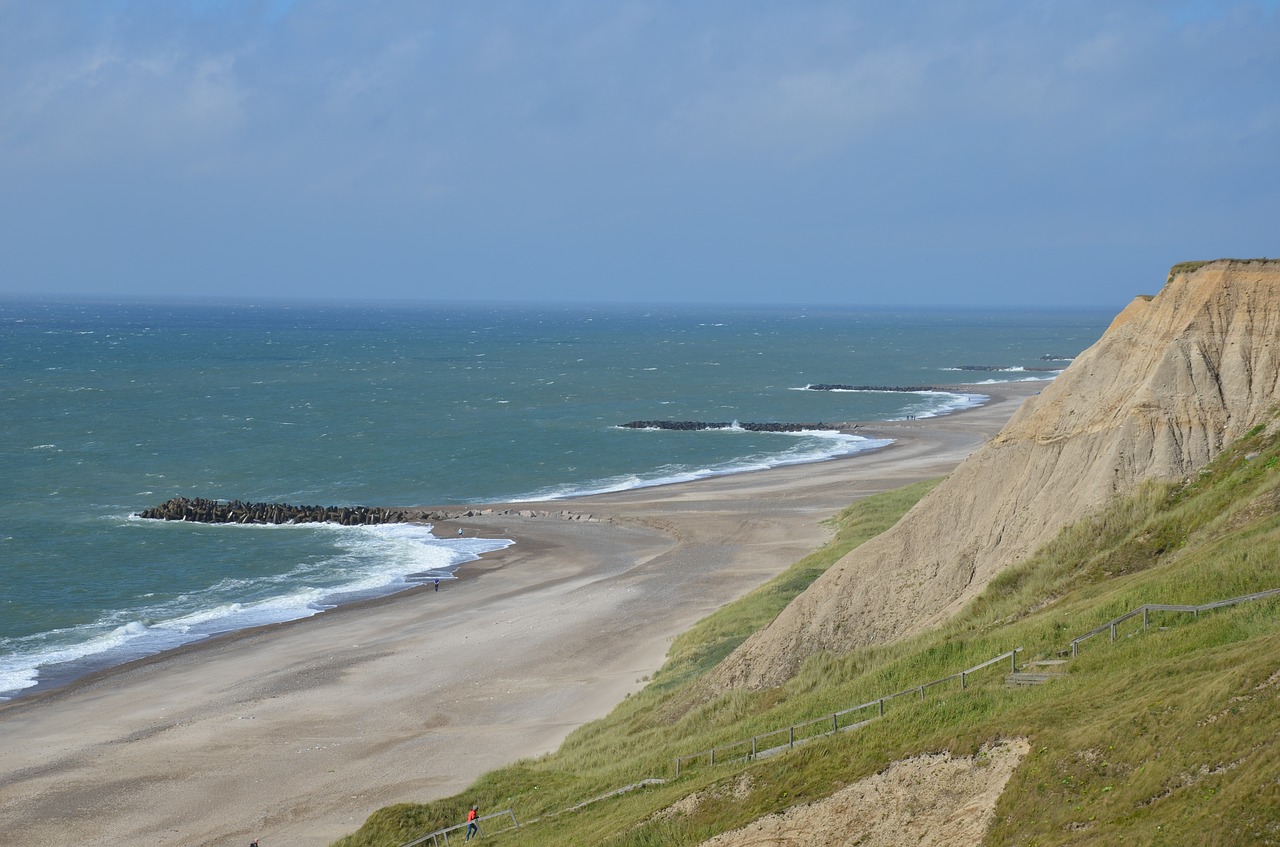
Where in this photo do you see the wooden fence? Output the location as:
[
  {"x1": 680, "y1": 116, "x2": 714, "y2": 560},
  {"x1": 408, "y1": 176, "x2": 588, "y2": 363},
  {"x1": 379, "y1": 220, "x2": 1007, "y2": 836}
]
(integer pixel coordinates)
[
  {"x1": 394, "y1": 586, "x2": 1280, "y2": 841},
  {"x1": 399, "y1": 808, "x2": 519, "y2": 847},
  {"x1": 1068, "y1": 586, "x2": 1280, "y2": 656},
  {"x1": 673, "y1": 585, "x2": 1280, "y2": 779},
  {"x1": 673, "y1": 647, "x2": 1023, "y2": 778}
]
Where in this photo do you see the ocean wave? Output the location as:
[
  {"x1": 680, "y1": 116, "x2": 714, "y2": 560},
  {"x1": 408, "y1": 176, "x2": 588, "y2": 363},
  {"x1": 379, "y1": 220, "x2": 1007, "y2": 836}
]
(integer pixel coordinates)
[
  {"x1": 961, "y1": 375, "x2": 1058, "y2": 385},
  {"x1": 940, "y1": 368, "x2": 1064, "y2": 382},
  {"x1": 898, "y1": 391, "x2": 989, "y2": 419},
  {"x1": 791, "y1": 385, "x2": 991, "y2": 419},
  {"x1": 518, "y1": 430, "x2": 894, "y2": 500},
  {"x1": 0, "y1": 523, "x2": 512, "y2": 701}
]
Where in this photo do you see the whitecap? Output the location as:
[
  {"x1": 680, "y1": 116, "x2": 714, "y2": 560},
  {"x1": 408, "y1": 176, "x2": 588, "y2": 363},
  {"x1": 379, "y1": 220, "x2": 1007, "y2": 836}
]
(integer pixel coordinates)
[
  {"x1": 0, "y1": 522, "x2": 512, "y2": 701},
  {"x1": 517, "y1": 430, "x2": 892, "y2": 500}
]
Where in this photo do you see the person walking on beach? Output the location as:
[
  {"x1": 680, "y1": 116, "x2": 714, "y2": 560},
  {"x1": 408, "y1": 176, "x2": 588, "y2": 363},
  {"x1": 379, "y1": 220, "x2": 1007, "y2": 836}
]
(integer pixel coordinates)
[
  {"x1": 434, "y1": 577, "x2": 440, "y2": 592},
  {"x1": 465, "y1": 804, "x2": 480, "y2": 840}
]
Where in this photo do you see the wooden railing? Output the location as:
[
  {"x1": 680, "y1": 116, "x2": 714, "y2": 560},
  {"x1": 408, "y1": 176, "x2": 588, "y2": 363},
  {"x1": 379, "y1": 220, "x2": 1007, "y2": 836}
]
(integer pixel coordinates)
[
  {"x1": 1068, "y1": 587, "x2": 1280, "y2": 656},
  {"x1": 673, "y1": 648, "x2": 1023, "y2": 778},
  {"x1": 399, "y1": 808, "x2": 519, "y2": 847}
]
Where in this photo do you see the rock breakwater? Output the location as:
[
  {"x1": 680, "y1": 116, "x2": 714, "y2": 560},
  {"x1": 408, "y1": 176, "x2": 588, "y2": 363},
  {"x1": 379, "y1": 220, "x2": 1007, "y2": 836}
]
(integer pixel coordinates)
[
  {"x1": 138, "y1": 497, "x2": 602, "y2": 526},
  {"x1": 621, "y1": 420, "x2": 838, "y2": 432},
  {"x1": 804, "y1": 384, "x2": 944, "y2": 392},
  {"x1": 953, "y1": 365, "x2": 1062, "y2": 372},
  {"x1": 138, "y1": 497, "x2": 412, "y2": 525}
]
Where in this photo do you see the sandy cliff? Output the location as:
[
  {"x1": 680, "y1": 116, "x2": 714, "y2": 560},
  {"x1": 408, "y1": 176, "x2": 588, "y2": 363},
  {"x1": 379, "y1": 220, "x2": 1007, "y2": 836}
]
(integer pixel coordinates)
[
  {"x1": 694, "y1": 739, "x2": 1029, "y2": 847},
  {"x1": 712, "y1": 259, "x2": 1280, "y2": 691}
]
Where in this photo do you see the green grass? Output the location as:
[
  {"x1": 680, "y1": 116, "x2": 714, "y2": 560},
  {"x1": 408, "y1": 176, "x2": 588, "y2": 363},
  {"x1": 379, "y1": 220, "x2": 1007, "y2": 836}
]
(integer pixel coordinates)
[
  {"x1": 333, "y1": 421, "x2": 1280, "y2": 847},
  {"x1": 1167, "y1": 257, "x2": 1278, "y2": 284}
]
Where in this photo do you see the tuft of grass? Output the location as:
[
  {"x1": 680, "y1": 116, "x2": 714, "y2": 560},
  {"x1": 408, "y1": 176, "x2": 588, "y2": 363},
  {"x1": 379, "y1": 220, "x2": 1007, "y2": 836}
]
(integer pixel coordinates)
[{"x1": 1167, "y1": 257, "x2": 1279, "y2": 285}]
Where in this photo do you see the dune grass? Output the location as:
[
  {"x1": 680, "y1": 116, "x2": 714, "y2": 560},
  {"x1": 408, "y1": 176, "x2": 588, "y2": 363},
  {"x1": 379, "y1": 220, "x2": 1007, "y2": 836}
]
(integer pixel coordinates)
[{"x1": 334, "y1": 420, "x2": 1280, "y2": 847}]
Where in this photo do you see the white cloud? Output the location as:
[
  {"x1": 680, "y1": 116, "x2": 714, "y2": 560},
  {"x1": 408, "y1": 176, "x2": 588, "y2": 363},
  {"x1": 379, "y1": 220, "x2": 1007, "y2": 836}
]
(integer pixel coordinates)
[
  {"x1": 4, "y1": 39, "x2": 245, "y2": 167},
  {"x1": 0, "y1": 1, "x2": 1275, "y2": 303},
  {"x1": 662, "y1": 45, "x2": 933, "y2": 159}
]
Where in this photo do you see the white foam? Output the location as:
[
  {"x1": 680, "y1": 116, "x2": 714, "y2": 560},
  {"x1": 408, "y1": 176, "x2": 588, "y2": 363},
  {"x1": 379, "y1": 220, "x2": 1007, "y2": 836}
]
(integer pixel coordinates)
[
  {"x1": 0, "y1": 522, "x2": 513, "y2": 701},
  {"x1": 520, "y1": 430, "x2": 892, "y2": 500},
  {"x1": 969, "y1": 374, "x2": 1059, "y2": 383},
  {"x1": 902, "y1": 391, "x2": 989, "y2": 419},
  {"x1": 0, "y1": 664, "x2": 38, "y2": 697}
]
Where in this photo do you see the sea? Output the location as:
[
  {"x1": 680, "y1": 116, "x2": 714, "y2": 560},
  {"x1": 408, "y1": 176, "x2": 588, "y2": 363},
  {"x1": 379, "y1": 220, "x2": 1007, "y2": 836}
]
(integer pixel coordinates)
[{"x1": 0, "y1": 298, "x2": 1113, "y2": 701}]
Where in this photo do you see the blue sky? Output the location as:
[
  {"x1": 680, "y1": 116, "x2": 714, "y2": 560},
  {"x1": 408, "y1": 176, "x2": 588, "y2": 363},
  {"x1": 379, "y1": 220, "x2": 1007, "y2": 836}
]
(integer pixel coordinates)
[{"x1": 1, "y1": 1, "x2": 1276, "y2": 307}]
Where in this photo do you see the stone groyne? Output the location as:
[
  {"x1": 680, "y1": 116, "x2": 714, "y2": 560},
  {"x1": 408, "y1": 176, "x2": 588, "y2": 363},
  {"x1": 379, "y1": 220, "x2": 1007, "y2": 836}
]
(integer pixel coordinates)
[
  {"x1": 954, "y1": 365, "x2": 1062, "y2": 372},
  {"x1": 138, "y1": 497, "x2": 412, "y2": 525},
  {"x1": 138, "y1": 497, "x2": 600, "y2": 526},
  {"x1": 804, "y1": 384, "x2": 943, "y2": 392},
  {"x1": 620, "y1": 420, "x2": 839, "y2": 432}
]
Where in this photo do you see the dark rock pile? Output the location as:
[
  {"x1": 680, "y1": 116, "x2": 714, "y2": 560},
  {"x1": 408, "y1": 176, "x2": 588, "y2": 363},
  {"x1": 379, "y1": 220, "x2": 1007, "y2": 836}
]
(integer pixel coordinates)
[
  {"x1": 620, "y1": 420, "x2": 838, "y2": 432},
  {"x1": 138, "y1": 497, "x2": 411, "y2": 526},
  {"x1": 804, "y1": 384, "x2": 943, "y2": 392},
  {"x1": 421, "y1": 507, "x2": 598, "y2": 522}
]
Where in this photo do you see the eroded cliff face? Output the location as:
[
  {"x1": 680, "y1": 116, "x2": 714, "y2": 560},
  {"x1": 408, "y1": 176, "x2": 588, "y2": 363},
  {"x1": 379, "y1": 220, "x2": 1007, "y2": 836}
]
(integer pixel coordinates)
[{"x1": 712, "y1": 259, "x2": 1280, "y2": 692}]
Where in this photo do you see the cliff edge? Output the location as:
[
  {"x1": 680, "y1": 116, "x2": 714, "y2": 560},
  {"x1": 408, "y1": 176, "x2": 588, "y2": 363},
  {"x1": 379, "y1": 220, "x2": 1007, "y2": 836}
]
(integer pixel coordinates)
[{"x1": 711, "y1": 259, "x2": 1280, "y2": 692}]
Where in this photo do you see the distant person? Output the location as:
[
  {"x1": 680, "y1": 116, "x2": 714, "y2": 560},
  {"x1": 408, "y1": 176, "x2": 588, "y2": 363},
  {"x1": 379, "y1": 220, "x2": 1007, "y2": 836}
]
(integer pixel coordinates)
[
  {"x1": 465, "y1": 804, "x2": 480, "y2": 840},
  {"x1": 434, "y1": 577, "x2": 440, "y2": 592},
  {"x1": 457, "y1": 527, "x2": 464, "y2": 536}
]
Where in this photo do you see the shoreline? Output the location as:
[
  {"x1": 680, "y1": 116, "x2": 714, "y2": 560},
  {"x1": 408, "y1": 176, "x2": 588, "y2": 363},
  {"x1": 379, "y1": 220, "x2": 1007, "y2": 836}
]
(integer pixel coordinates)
[
  {"x1": 0, "y1": 383, "x2": 1006, "y2": 707},
  {"x1": 0, "y1": 380, "x2": 1041, "y2": 847}
]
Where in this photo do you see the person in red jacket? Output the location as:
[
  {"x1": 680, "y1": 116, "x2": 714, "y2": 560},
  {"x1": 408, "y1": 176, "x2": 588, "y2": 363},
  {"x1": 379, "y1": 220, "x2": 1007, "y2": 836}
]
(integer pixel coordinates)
[{"x1": 465, "y1": 804, "x2": 480, "y2": 841}]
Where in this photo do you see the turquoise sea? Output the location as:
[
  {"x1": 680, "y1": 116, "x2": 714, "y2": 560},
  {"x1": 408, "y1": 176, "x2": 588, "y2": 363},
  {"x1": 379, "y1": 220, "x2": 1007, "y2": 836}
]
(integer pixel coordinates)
[{"x1": 0, "y1": 299, "x2": 1112, "y2": 700}]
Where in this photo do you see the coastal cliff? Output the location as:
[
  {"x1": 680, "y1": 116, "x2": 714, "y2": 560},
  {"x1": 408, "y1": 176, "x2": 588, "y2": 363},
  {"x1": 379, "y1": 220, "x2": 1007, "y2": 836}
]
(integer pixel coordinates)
[{"x1": 711, "y1": 258, "x2": 1280, "y2": 691}]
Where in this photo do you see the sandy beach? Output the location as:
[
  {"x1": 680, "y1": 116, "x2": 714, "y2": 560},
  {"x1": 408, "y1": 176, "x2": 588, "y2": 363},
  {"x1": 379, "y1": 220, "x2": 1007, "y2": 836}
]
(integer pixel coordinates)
[{"x1": 0, "y1": 381, "x2": 1041, "y2": 847}]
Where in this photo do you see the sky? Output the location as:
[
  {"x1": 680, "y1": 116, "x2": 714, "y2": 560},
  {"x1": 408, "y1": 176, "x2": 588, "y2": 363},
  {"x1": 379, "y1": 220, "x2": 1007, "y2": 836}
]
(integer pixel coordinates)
[{"x1": 0, "y1": 1, "x2": 1276, "y2": 308}]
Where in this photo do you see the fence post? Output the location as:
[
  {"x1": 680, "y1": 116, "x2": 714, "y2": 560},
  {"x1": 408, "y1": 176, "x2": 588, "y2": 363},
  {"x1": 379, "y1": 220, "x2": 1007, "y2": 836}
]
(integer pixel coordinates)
[
  {"x1": 789, "y1": 727, "x2": 795, "y2": 748},
  {"x1": 961, "y1": 670, "x2": 966, "y2": 689},
  {"x1": 919, "y1": 686, "x2": 925, "y2": 701},
  {"x1": 674, "y1": 757, "x2": 680, "y2": 779},
  {"x1": 1110, "y1": 622, "x2": 1116, "y2": 642},
  {"x1": 1072, "y1": 641, "x2": 1078, "y2": 657},
  {"x1": 1010, "y1": 650, "x2": 1017, "y2": 672},
  {"x1": 878, "y1": 698, "x2": 884, "y2": 717},
  {"x1": 832, "y1": 714, "x2": 839, "y2": 733},
  {"x1": 751, "y1": 737, "x2": 757, "y2": 759},
  {"x1": 710, "y1": 748, "x2": 715, "y2": 766},
  {"x1": 1143, "y1": 607, "x2": 1150, "y2": 631}
]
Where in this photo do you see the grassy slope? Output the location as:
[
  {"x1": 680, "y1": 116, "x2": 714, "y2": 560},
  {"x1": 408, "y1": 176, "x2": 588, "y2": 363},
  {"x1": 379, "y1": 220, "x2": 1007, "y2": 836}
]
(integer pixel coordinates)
[{"x1": 335, "y1": 422, "x2": 1280, "y2": 847}]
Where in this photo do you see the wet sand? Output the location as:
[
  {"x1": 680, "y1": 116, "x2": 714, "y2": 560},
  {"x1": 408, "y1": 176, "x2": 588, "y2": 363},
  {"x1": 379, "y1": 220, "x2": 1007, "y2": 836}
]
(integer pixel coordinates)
[{"x1": 0, "y1": 382, "x2": 1041, "y2": 847}]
